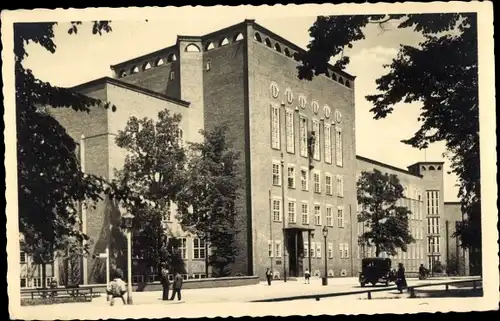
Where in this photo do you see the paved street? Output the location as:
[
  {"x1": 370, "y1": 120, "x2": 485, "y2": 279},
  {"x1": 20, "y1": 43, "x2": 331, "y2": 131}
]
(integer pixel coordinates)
[{"x1": 14, "y1": 276, "x2": 482, "y2": 319}]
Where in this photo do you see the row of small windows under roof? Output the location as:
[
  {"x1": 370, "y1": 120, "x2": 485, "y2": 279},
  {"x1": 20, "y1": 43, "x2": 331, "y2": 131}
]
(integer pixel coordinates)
[
  {"x1": 118, "y1": 53, "x2": 178, "y2": 78},
  {"x1": 253, "y1": 31, "x2": 351, "y2": 88}
]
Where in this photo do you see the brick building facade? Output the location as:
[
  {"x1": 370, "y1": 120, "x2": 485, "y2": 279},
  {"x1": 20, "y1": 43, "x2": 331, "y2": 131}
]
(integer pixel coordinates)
[{"x1": 19, "y1": 20, "x2": 471, "y2": 288}]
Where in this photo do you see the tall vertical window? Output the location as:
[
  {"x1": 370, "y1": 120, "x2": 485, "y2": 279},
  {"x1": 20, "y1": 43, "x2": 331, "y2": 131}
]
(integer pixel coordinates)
[
  {"x1": 337, "y1": 206, "x2": 345, "y2": 227},
  {"x1": 287, "y1": 165, "x2": 296, "y2": 188},
  {"x1": 272, "y1": 162, "x2": 281, "y2": 186},
  {"x1": 325, "y1": 174, "x2": 333, "y2": 195},
  {"x1": 177, "y1": 238, "x2": 187, "y2": 259},
  {"x1": 316, "y1": 243, "x2": 322, "y2": 258},
  {"x1": 426, "y1": 190, "x2": 440, "y2": 215},
  {"x1": 193, "y1": 238, "x2": 206, "y2": 259},
  {"x1": 310, "y1": 242, "x2": 316, "y2": 258},
  {"x1": 300, "y1": 168, "x2": 309, "y2": 191},
  {"x1": 299, "y1": 116, "x2": 308, "y2": 157},
  {"x1": 286, "y1": 109, "x2": 295, "y2": 153},
  {"x1": 428, "y1": 236, "x2": 440, "y2": 253},
  {"x1": 336, "y1": 175, "x2": 344, "y2": 197},
  {"x1": 312, "y1": 120, "x2": 320, "y2": 160},
  {"x1": 326, "y1": 206, "x2": 333, "y2": 227},
  {"x1": 301, "y1": 202, "x2": 309, "y2": 224},
  {"x1": 314, "y1": 204, "x2": 321, "y2": 226},
  {"x1": 324, "y1": 123, "x2": 332, "y2": 164},
  {"x1": 335, "y1": 128, "x2": 343, "y2": 167},
  {"x1": 340, "y1": 243, "x2": 345, "y2": 258},
  {"x1": 271, "y1": 105, "x2": 281, "y2": 149},
  {"x1": 268, "y1": 241, "x2": 273, "y2": 257},
  {"x1": 272, "y1": 198, "x2": 282, "y2": 222},
  {"x1": 427, "y1": 217, "x2": 440, "y2": 234},
  {"x1": 288, "y1": 200, "x2": 296, "y2": 223},
  {"x1": 328, "y1": 242, "x2": 333, "y2": 258},
  {"x1": 275, "y1": 240, "x2": 282, "y2": 258},
  {"x1": 164, "y1": 201, "x2": 172, "y2": 222},
  {"x1": 20, "y1": 248, "x2": 26, "y2": 264},
  {"x1": 313, "y1": 171, "x2": 321, "y2": 193},
  {"x1": 304, "y1": 242, "x2": 309, "y2": 258}
]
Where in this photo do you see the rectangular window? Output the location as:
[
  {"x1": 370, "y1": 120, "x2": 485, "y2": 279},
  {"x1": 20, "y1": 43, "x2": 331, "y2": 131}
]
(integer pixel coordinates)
[
  {"x1": 324, "y1": 124, "x2": 332, "y2": 164},
  {"x1": 178, "y1": 238, "x2": 187, "y2": 259},
  {"x1": 286, "y1": 109, "x2": 295, "y2": 153},
  {"x1": 20, "y1": 278, "x2": 27, "y2": 288},
  {"x1": 275, "y1": 240, "x2": 282, "y2": 258},
  {"x1": 304, "y1": 242, "x2": 309, "y2": 258},
  {"x1": 328, "y1": 242, "x2": 334, "y2": 259},
  {"x1": 339, "y1": 243, "x2": 345, "y2": 258},
  {"x1": 426, "y1": 190, "x2": 440, "y2": 215},
  {"x1": 20, "y1": 250, "x2": 26, "y2": 264},
  {"x1": 193, "y1": 238, "x2": 206, "y2": 260},
  {"x1": 164, "y1": 201, "x2": 172, "y2": 222},
  {"x1": 287, "y1": 165, "x2": 296, "y2": 189},
  {"x1": 300, "y1": 168, "x2": 309, "y2": 191},
  {"x1": 288, "y1": 200, "x2": 296, "y2": 224},
  {"x1": 170, "y1": 71, "x2": 175, "y2": 81},
  {"x1": 335, "y1": 128, "x2": 343, "y2": 167},
  {"x1": 325, "y1": 174, "x2": 333, "y2": 195},
  {"x1": 344, "y1": 243, "x2": 349, "y2": 258},
  {"x1": 312, "y1": 120, "x2": 320, "y2": 160},
  {"x1": 299, "y1": 116, "x2": 308, "y2": 157},
  {"x1": 326, "y1": 206, "x2": 334, "y2": 227},
  {"x1": 268, "y1": 240, "x2": 273, "y2": 257},
  {"x1": 337, "y1": 206, "x2": 345, "y2": 228},
  {"x1": 316, "y1": 242, "x2": 322, "y2": 258},
  {"x1": 310, "y1": 242, "x2": 316, "y2": 258},
  {"x1": 314, "y1": 204, "x2": 321, "y2": 226},
  {"x1": 336, "y1": 175, "x2": 344, "y2": 197},
  {"x1": 301, "y1": 202, "x2": 309, "y2": 225},
  {"x1": 271, "y1": 105, "x2": 281, "y2": 150},
  {"x1": 313, "y1": 171, "x2": 321, "y2": 193},
  {"x1": 272, "y1": 198, "x2": 282, "y2": 222},
  {"x1": 272, "y1": 162, "x2": 281, "y2": 186}
]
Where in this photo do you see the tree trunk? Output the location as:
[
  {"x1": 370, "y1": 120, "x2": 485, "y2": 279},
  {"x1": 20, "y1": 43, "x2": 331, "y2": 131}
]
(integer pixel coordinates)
[
  {"x1": 42, "y1": 262, "x2": 47, "y2": 288},
  {"x1": 375, "y1": 246, "x2": 380, "y2": 258}
]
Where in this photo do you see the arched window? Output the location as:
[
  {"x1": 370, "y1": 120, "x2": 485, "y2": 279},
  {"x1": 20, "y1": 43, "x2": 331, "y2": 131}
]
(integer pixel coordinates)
[
  {"x1": 219, "y1": 38, "x2": 229, "y2": 46},
  {"x1": 331, "y1": 73, "x2": 337, "y2": 81},
  {"x1": 185, "y1": 44, "x2": 201, "y2": 52},
  {"x1": 274, "y1": 43, "x2": 282, "y2": 52},
  {"x1": 254, "y1": 32, "x2": 262, "y2": 42},
  {"x1": 143, "y1": 62, "x2": 152, "y2": 71},
  {"x1": 265, "y1": 38, "x2": 272, "y2": 47},
  {"x1": 233, "y1": 33, "x2": 244, "y2": 42},
  {"x1": 345, "y1": 80, "x2": 351, "y2": 88},
  {"x1": 155, "y1": 58, "x2": 165, "y2": 66},
  {"x1": 205, "y1": 42, "x2": 215, "y2": 51},
  {"x1": 429, "y1": 166, "x2": 436, "y2": 170},
  {"x1": 167, "y1": 53, "x2": 177, "y2": 62},
  {"x1": 119, "y1": 70, "x2": 127, "y2": 78},
  {"x1": 338, "y1": 77, "x2": 344, "y2": 85},
  {"x1": 131, "y1": 66, "x2": 139, "y2": 74},
  {"x1": 284, "y1": 48, "x2": 292, "y2": 57},
  {"x1": 422, "y1": 166, "x2": 427, "y2": 171},
  {"x1": 437, "y1": 166, "x2": 442, "y2": 170},
  {"x1": 206, "y1": 60, "x2": 212, "y2": 71}
]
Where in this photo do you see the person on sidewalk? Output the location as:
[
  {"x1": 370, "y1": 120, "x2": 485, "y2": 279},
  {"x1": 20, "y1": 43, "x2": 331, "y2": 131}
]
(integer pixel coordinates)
[
  {"x1": 160, "y1": 266, "x2": 170, "y2": 301},
  {"x1": 170, "y1": 272, "x2": 183, "y2": 301},
  {"x1": 107, "y1": 269, "x2": 127, "y2": 306},
  {"x1": 265, "y1": 268, "x2": 273, "y2": 286},
  {"x1": 304, "y1": 269, "x2": 311, "y2": 284},
  {"x1": 396, "y1": 263, "x2": 407, "y2": 294}
]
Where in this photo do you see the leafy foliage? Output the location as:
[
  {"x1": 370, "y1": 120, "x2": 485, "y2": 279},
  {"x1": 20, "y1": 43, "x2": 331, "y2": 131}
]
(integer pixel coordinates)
[
  {"x1": 178, "y1": 124, "x2": 241, "y2": 277},
  {"x1": 14, "y1": 21, "x2": 124, "y2": 263},
  {"x1": 299, "y1": 14, "x2": 480, "y2": 255},
  {"x1": 357, "y1": 169, "x2": 415, "y2": 256},
  {"x1": 114, "y1": 110, "x2": 187, "y2": 274}
]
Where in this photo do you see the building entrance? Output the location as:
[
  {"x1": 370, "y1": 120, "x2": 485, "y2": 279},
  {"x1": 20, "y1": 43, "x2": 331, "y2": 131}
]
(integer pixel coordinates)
[{"x1": 286, "y1": 230, "x2": 304, "y2": 277}]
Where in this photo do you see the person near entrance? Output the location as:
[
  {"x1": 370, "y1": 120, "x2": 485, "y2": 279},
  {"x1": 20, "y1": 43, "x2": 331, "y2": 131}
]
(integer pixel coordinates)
[
  {"x1": 304, "y1": 268, "x2": 311, "y2": 284},
  {"x1": 265, "y1": 268, "x2": 273, "y2": 285}
]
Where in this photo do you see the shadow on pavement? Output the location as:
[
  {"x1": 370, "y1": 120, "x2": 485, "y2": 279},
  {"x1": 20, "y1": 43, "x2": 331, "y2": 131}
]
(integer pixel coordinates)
[{"x1": 411, "y1": 288, "x2": 483, "y2": 299}]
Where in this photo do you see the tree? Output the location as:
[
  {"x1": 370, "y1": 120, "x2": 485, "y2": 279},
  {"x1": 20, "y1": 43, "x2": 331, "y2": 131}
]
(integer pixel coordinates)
[
  {"x1": 15, "y1": 21, "x2": 123, "y2": 287},
  {"x1": 298, "y1": 14, "x2": 480, "y2": 259},
  {"x1": 114, "y1": 110, "x2": 187, "y2": 276},
  {"x1": 357, "y1": 169, "x2": 415, "y2": 256},
  {"x1": 178, "y1": 124, "x2": 241, "y2": 277}
]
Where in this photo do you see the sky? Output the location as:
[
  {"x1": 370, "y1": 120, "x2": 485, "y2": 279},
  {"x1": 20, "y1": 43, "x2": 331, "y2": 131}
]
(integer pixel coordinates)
[{"x1": 22, "y1": 13, "x2": 460, "y2": 201}]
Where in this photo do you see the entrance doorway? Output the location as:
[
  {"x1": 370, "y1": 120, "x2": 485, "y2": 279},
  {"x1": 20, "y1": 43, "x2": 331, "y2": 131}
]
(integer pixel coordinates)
[{"x1": 286, "y1": 230, "x2": 304, "y2": 277}]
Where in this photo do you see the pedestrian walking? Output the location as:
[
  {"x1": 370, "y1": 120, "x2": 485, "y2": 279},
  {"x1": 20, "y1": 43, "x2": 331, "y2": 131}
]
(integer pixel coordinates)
[
  {"x1": 396, "y1": 263, "x2": 407, "y2": 293},
  {"x1": 265, "y1": 268, "x2": 273, "y2": 285},
  {"x1": 170, "y1": 272, "x2": 183, "y2": 301},
  {"x1": 106, "y1": 269, "x2": 127, "y2": 306},
  {"x1": 160, "y1": 266, "x2": 170, "y2": 301},
  {"x1": 304, "y1": 268, "x2": 311, "y2": 284}
]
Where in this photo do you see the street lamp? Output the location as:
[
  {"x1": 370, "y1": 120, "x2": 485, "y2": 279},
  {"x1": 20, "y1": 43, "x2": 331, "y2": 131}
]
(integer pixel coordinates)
[
  {"x1": 309, "y1": 229, "x2": 315, "y2": 274},
  {"x1": 322, "y1": 226, "x2": 329, "y2": 286},
  {"x1": 121, "y1": 211, "x2": 135, "y2": 305}
]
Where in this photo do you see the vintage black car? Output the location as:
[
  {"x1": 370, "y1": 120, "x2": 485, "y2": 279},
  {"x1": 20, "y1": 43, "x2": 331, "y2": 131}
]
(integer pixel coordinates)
[{"x1": 359, "y1": 257, "x2": 396, "y2": 287}]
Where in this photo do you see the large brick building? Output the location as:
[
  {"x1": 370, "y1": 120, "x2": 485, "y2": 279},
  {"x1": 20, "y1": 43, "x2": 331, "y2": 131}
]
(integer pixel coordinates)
[{"x1": 19, "y1": 20, "x2": 471, "y2": 288}]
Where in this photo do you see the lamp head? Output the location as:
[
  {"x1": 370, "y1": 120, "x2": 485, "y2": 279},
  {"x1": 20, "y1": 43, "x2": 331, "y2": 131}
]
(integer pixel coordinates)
[{"x1": 322, "y1": 226, "x2": 328, "y2": 237}]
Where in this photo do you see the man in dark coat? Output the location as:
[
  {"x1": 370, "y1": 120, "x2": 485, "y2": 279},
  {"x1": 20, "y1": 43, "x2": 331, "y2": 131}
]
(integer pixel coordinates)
[
  {"x1": 170, "y1": 272, "x2": 183, "y2": 301},
  {"x1": 396, "y1": 263, "x2": 407, "y2": 293},
  {"x1": 160, "y1": 267, "x2": 170, "y2": 301}
]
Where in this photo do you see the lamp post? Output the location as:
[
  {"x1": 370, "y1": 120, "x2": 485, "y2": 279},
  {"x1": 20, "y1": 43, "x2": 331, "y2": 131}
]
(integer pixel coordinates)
[
  {"x1": 122, "y1": 212, "x2": 135, "y2": 305},
  {"x1": 308, "y1": 230, "x2": 314, "y2": 274},
  {"x1": 322, "y1": 226, "x2": 329, "y2": 286},
  {"x1": 429, "y1": 237, "x2": 434, "y2": 277},
  {"x1": 280, "y1": 152, "x2": 287, "y2": 282}
]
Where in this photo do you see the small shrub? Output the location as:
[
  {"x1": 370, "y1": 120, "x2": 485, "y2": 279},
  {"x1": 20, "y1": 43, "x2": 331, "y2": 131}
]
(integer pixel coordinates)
[{"x1": 21, "y1": 296, "x2": 91, "y2": 306}]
